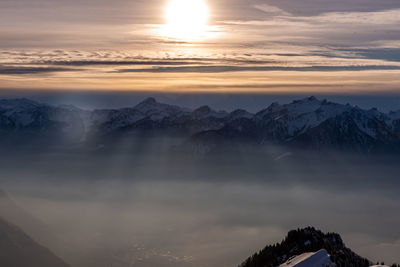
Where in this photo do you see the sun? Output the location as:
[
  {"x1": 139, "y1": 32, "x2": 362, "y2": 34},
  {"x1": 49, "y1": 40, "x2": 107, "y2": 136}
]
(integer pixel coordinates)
[{"x1": 163, "y1": 0, "x2": 210, "y2": 41}]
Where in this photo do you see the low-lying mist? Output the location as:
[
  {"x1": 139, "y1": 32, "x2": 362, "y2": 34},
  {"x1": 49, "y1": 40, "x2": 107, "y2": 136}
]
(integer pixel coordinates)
[{"x1": 1, "y1": 139, "x2": 400, "y2": 267}]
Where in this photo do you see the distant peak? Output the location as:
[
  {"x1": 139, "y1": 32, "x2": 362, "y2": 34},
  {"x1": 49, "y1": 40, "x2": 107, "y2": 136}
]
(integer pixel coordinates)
[
  {"x1": 231, "y1": 109, "x2": 247, "y2": 114},
  {"x1": 229, "y1": 109, "x2": 253, "y2": 118},
  {"x1": 0, "y1": 98, "x2": 36, "y2": 104},
  {"x1": 270, "y1": 102, "x2": 280, "y2": 107},
  {"x1": 265, "y1": 102, "x2": 282, "y2": 112},
  {"x1": 192, "y1": 105, "x2": 228, "y2": 119},
  {"x1": 292, "y1": 96, "x2": 319, "y2": 104},
  {"x1": 142, "y1": 97, "x2": 157, "y2": 104},
  {"x1": 134, "y1": 97, "x2": 159, "y2": 109},
  {"x1": 0, "y1": 98, "x2": 41, "y2": 108},
  {"x1": 194, "y1": 105, "x2": 212, "y2": 113}
]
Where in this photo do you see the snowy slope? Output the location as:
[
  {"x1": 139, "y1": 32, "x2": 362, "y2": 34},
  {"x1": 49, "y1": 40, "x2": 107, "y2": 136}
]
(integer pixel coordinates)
[
  {"x1": 280, "y1": 249, "x2": 335, "y2": 267},
  {"x1": 0, "y1": 98, "x2": 85, "y2": 142},
  {"x1": 279, "y1": 251, "x2": 390, "y2": 267},
  {"x1": 134, "y1": 97, "x2": 190, "y2": 120},
  {"x1": 254, "y1": 97, "x2": 353, "y2": 137}
]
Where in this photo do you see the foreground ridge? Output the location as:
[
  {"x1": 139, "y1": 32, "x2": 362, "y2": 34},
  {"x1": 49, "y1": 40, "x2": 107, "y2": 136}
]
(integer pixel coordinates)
[{"x1": 239, "y1": 227, "x2": 400, "y2": 267}]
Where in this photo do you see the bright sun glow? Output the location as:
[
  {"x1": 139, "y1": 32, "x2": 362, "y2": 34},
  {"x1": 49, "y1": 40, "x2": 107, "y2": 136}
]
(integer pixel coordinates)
[{"x1": 163, "y1": 0, "x2": 210, "y2": 41}]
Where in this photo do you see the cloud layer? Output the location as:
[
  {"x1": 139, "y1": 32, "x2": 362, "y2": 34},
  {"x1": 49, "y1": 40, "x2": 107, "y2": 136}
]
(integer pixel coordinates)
[{"x1": 0, "y1": 1, "x2": 400, "y2": 93}]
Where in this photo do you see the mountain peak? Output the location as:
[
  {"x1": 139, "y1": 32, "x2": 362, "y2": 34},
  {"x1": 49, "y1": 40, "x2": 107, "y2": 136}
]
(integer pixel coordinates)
[
  {"x1": 195, "y1": 105, "x2": 212, "y2": 113},
  {"x1": 132, "y1": 97, "x2": 189, "y2": 121},
  {"x1": 134, "y1": 97, "x2": 160, "y2": 111},
  {"x1": 292, "y1": 96, "x2": 320, "y2": 104},
  {"x1": 141, "y1": 97, "x2": 157, "y2": 105},
  {"x1": 228, "y1": 109, "x2": 253, "y2": 120},
  {"x1": 192, "y1": 105, "x2": 228, "y2": 119},
  {"x1": 192, "y1": 105, "x2": 213, "y2": 119},
  {"x1": 266, "y1": 101, "x2": 282, "y2": 112}
]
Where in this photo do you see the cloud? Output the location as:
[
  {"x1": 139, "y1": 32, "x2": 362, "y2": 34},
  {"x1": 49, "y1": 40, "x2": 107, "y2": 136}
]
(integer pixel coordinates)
[
  {"x1": 222, "y1": 7, "x2": 400, "y2": 51},
  {"x1": 1, "y1": 1, "x2": 400, "y2": 93},
  {"x1": 337, "y1": 48, "x2": 400, "y2": 63},
  {"x1": 0, "y1": 65, "x2": 79, "y2": 75},
  {"x1": 253, "y1": 4, "x2": 290, "y2": 16},
  {"x1": 302, "y1": 9, "x2": 400, "y2": 25},
  {"x1": 41, "y1": 58, "x2": 279, "y2": 67},
  {"x1": 263, "y1": 0, "x2": 400, "y2": 15},
  {"x1": 116, "y1": 65, "x2": 400, "y2": 73}
]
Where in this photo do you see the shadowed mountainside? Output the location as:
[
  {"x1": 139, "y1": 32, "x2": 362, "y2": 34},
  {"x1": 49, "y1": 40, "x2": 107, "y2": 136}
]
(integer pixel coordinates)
[{"x1": 0, "y1": 216, "x2": 70, "y2": 267}]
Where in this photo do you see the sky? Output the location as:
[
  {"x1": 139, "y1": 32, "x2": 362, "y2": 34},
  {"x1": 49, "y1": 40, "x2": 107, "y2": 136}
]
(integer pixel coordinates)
[{"x1": 1, "y1": 0, "x2": 400, "y2": 101}]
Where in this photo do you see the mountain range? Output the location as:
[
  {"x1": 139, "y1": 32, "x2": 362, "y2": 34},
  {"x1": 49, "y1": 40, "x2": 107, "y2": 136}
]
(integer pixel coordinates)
[{"x1": 1, "y1": 96, "x2": 400, "y2": 154}]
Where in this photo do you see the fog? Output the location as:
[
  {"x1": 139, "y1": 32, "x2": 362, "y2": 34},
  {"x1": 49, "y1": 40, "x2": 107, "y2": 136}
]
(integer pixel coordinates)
[{"x1": 1, "y1": 142, "x2": 400, "y2": 267}]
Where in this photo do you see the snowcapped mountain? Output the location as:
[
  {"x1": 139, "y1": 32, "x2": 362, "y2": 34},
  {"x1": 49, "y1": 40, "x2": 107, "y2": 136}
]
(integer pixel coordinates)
[
  {"x1": 1, "y1": 96, "x2": 400, "y2": 153},
  {"x1": 254, "y1": 97, "x2": 351, "y2": 138},
  {"x1": 89, "y1": 97, "x2": 189, "y2": 132},
  {"x1": 0, "y1": 98, "x2": 85, "y2": 145},
  {"x1": 190, "y1": 97, "x2": 400, "y2": 153},
  {"x1": 87, "y1": 98, "x2": 235, "y2": 137},
  {"x1": 133, "y1": 97, "x2": 189, "y2": 120}
]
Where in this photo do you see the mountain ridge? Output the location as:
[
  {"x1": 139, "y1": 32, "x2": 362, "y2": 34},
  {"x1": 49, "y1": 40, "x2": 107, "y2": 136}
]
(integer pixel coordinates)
[{"x1": 1, "y1": 96, "x2": 400, "y2": 154}]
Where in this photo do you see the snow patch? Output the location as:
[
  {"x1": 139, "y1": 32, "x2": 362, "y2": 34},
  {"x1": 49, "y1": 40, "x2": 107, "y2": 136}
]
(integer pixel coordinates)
[{"x1": 280, "y1": 249, "x2": 335, "y2": 267}]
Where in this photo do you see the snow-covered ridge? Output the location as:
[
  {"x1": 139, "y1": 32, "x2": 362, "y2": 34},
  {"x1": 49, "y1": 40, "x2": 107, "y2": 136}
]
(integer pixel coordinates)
[
  {"x1": 279, "y1": 250, "x2": 391, "y2": 267},
  {"x1": 280, "y1": 249, "x2": 335, "y2": 267},
  {"x1": 240, "y1": 227, "x2": 398, "y2": 267}
]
